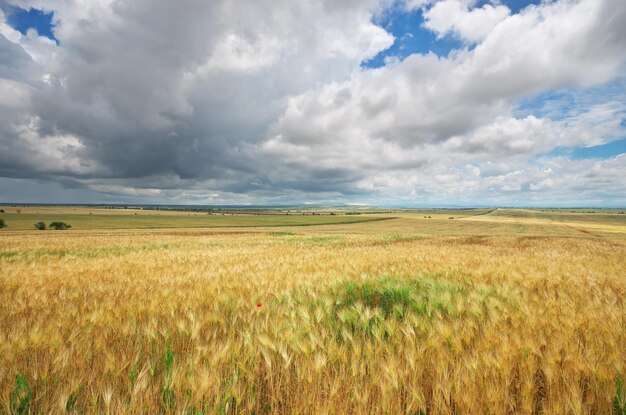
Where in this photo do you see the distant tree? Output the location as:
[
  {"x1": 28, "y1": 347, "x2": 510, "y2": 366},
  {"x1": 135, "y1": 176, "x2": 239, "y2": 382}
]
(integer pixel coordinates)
[
  {"x1": 0, "y1": 209, "x2": 5, "y2": 213},
  {"x1": 49, "y1": 222, "x2": 72, "y2": 230},
  {"x1": 0, "y1": 219, "x2": 6, "y2": 228},
  {"x1": 16, "y1": 209, "x2": 21, "y2": 214},
  {"x1": 34, "y1": 222, "x2": 46, "y2": 230}
]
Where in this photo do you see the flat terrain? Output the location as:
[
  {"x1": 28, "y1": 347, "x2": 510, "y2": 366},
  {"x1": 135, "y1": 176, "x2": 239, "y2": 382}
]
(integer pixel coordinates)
[
  {"x1": 0, "y1": 206, "x2": 394, "y2": 230},
  {"x1": 0, "y1": 208, "x2": 625, "y2": 414}
]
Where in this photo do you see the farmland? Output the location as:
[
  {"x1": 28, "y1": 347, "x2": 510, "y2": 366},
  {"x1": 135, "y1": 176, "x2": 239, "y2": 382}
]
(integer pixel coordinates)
[
  {"x1": 0, "y1": 206, "x2": 394, "y2": 231},
  {"x1": 0, "y1": 207, "x2": 625, "y2": 414}
]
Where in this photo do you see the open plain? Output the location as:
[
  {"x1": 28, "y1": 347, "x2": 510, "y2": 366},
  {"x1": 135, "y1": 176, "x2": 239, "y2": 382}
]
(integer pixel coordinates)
[{"x1": 1, "y1": 207, "x2": 625, "y2": 414}]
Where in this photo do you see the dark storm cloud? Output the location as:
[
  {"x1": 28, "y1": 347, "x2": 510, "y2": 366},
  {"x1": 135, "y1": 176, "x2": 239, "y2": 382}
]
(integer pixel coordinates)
[{"x1": 0, "y1": 0, "x2": 391, "y2": 200}]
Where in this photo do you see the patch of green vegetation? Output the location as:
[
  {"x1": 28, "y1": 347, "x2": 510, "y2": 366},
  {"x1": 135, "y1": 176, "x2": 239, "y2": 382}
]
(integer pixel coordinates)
[
  {"x1": 327, "y1": 275, "x2": 514, "y2": 340},
  {"x1": 336, "y1": 277, "x2": 466, "y2": 319},
  {"x1": 10, "y1": 374, "x2": 32, "y2": 415},
  {"x1": 129, "y1": 367, "x2": 138, "y2": 388},
  {"x1": 49, "y1": 221, "x2": 72, "y2": 230},
  {"x1": 267, "y1": 231, "x2": 296, "y2": 236},
  {"x1": 303, "y1": 236, "x2": 344, "y2": 244},
  {"x1": 279, "y1": 236, "x2": 345, "y2": 245},
  {"x1": 217, "y1": 370, "x2": 239, "y2": 415},
  {"x1": 161, "y1": 346, "x2": 175, "y2": 409},
  {"x1": 615, "y1": 376, "x2": 626, "y2": 415},
  {"x1": 65, "y1": 392, "x2": 78, "y2": 412}
]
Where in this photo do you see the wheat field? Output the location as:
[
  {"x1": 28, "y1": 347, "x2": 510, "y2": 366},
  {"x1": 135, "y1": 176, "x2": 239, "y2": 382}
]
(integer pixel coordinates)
[{"x1": 1, "y1": 209, "x2": 625, "y2": 414}]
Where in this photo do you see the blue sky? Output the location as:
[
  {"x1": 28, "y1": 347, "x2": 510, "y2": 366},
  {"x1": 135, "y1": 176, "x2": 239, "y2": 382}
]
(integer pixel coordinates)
[
  {"x1": 0, "y1": 0, "x2": 624, "y2": 206},
  {"x1": 363, "y1": 0, "x2": 544, "y2": 68},
  {"x1": 2, "y1": 2, "x2": 57, "y2": 43},
  {"x1": 363, "y1": 6, "x2": 462, "y2": 68},
  {"x1": 570, "y1": 137, "x2": 626, "y2": 159},
  {"x1": 518, "y1": 79, "x2": 626, "y2": 159}
]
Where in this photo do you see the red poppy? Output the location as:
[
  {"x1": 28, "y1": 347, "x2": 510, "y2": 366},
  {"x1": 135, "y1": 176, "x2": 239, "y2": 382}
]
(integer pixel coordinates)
[{"x1": 256, "y1": 303, "x2": 263, "y2": 307}]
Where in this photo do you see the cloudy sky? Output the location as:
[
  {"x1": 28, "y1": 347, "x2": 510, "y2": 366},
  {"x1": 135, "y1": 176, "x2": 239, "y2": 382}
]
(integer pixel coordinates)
[{"x1": 0, "y1": 0, "x2": 624, "y2": 206}]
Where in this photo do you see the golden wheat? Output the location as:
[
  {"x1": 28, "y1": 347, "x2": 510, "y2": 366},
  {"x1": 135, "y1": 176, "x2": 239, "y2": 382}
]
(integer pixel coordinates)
[{"x1": 0, "y1": 218, "x2": 625, "y2": 414}]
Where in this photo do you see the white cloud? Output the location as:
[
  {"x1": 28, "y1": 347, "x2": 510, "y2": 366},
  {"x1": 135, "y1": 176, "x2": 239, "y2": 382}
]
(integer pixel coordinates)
[
  {"x1": 260, "y1": 0, "x2": 626, "y2": 203},
  {"x1": 420, "y1": 0, "x2": 511, "y2": 43}
]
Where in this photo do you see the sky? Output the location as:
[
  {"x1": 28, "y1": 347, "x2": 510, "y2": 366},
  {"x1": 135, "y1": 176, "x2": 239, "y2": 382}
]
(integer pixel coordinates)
[{"x1": 0, "y1": 0, "x2": 624, "y2": 207}]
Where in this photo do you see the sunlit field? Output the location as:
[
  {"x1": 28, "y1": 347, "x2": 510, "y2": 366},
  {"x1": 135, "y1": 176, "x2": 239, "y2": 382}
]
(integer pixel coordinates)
[{"x1": 1, "y1": 208, "x2": 625, "y2": 414}]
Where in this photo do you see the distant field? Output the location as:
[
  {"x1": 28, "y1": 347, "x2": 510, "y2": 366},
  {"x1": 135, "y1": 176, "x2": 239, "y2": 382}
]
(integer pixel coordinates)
[
  {"x1": 488, "y1": 207, "x2": 626, "y2": 224},
  {"x1": 0, "y1": 208, "x2": 394, "y2": 231},
  {"x1": 461, "y1": 208, "x2": 626, "y2": 236},
  {"x1": 0, "y1": 207, "x2": 625, "y2": 413}
]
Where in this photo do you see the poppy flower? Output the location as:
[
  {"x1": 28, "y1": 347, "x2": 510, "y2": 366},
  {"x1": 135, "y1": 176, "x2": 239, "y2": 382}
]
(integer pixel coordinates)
[{"x1": 256, "y1": 303, "x2": 263, "y2": 307}]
